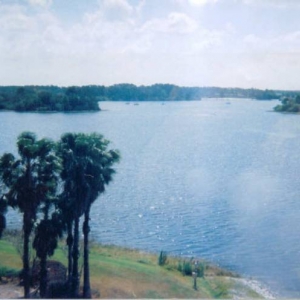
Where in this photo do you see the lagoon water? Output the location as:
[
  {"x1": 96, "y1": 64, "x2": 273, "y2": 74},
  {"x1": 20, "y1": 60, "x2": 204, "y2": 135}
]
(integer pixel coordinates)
[{"x1": 2, "y1": 99, "x2": 300, "y2": 297}]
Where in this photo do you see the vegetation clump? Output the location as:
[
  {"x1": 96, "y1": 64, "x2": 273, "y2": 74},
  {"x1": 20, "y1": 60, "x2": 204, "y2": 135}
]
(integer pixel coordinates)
[
  {"x1": 274, "y1": 95, "x2": 300, "y2": 113},
  {"x1": 158, "y1": 250, "x2": 168, "y2": 266},
  {"x1": 0, "y1": 266, "x2": 20, "y2": 280}
]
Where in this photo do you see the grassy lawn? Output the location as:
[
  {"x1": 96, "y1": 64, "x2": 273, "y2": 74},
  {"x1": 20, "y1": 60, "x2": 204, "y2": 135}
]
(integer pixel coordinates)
[{"x1": 0, "y1": 235, "x2": 263, "y2": 298}]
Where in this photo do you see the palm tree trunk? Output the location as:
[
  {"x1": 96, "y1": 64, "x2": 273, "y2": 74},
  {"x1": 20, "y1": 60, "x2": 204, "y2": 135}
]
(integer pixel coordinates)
[
  {"x1": 23, "y1": 159, "x2": 32, "y2": 298},
  {"x1": 39, "y1": 254, "x2": 47, "y2": 298},
  {"x1": 23, "y1": 212, "x2": 31, "y2": 298},
  {"x1": 67, "y1": 221, "x2": 73, "y2": 285},
  {"x1": 83, "y1": 207, "x2": 91, "y2": 298},
  {"x1": 71, "y1": 216, "x2": 80, "y2": 298}
]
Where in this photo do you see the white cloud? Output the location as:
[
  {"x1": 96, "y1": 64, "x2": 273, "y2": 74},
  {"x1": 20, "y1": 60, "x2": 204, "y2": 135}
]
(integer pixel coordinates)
[
  {"x1": 0, "y1": 5, "x2": 35, "y2": 31},
  {"x1": 1, "y1": 0, "x2": 300, "y2": 88},
  {"x1": 100, "y1": 0, "x2": 134, "y2": 21},
  {"x1": 188, "y1": 0, "x2": 218, "y2": 6},
  {"x1": 0, "y1": 3, "x2": 63, "y2": 62},
  {"x1": 28, "y1": 0, "x2": 52, "y2": 8},
  {"x1": 242, "y1": 0, "x2": 300, "y2": 8},
  {"x1": 242, "y1": 31, "x2": 300, "y2": 53},
  {"x1": 175, "y1": 0, "x2": 218, "y2": 7},
  {"x1": 77, "y1": 6, "x2": 136, "y2": 55},
  {"x1": 192, "y1": 29, "x2": 225, "y2": 52},
  {"x1": 141, "y1": 12, "x2": 198, "y2": 34},
  {"x1": 243, "y1": 34, "x2": 261, "y2": 44}
]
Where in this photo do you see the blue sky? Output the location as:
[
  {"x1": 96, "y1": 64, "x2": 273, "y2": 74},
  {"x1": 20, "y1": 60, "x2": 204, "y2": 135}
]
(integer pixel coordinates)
[{"x1": 1, "y1": 0, "x2": 300, "y2": 89}]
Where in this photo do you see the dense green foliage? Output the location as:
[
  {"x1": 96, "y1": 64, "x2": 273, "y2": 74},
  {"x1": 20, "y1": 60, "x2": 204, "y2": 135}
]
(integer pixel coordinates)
[
  {"x1": 0, "y1": 84, "x2": 279, "y2": 112},
  {"x1": 274, "y1": 95, "x2": 300, "y2": 113},
  {"x1": 0, "y1": 86, "x2": 100, "y2": 112}
]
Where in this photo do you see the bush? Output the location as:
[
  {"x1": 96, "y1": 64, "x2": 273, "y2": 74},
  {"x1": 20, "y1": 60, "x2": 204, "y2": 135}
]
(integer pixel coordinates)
[
  {"x1": 158, "y1": 251, "x2": 168, "y2": 266},
  {"x1": 196, "y1": 263, "x2": 205, "y2": 278},
  {"x1": 183, "y1": 260, "x2": 193, "y2": 276},
  {"x1": 0, "y1": 266, "x2": 20, "y2": 278},
  {"x1": 177, "y1": 259, "x2": 193, "y2": 276},
  {"x1": 46, "y1": 280, "x2": 68, "y2": 298},
  {"x1": 177, "y1": 259, "x2": 206, "y2": 277}
]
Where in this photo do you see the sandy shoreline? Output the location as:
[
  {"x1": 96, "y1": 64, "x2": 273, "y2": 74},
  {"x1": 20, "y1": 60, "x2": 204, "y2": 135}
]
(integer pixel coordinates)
[{"x1": 233, "y1": 277, "x2": 276, "y2": 299}]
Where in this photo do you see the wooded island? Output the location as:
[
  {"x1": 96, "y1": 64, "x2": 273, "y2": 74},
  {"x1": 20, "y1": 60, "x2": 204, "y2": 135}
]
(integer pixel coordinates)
[{"x1": 274, "y1": 95, "x2": 300, "y2": 113}]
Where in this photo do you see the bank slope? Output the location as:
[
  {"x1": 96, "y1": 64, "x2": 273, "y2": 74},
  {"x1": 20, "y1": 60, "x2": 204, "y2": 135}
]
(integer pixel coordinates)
[{"x1": 0, "y1": 239, "x2": 268, "y2": 299}]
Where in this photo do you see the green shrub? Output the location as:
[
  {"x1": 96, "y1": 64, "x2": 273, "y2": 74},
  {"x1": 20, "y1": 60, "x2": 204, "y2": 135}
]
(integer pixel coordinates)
[
  {"x1": 183, "y1": 260, "x2": 193, "y2": 276},
  {"x1": 0, "y1": 266, "x2": 20, "y2": 278},
  {"x1": 177, "y1": 259, "x2": 193, "y2": 276},
  {"x1": 177, "y1": 259, "x2": 206, "y2": 277},
  {"x1": 197, "y1": 263, "x2": 205, "y2": 278},
  {"x1": 158, "y1": 251, "x2": 168, "y2": 266}
]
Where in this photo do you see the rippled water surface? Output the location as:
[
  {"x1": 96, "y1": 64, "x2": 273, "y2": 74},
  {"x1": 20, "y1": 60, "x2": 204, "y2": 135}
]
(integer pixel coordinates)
[{"x1": 2, "y1": 99, "x2": 300, "y2": 297}]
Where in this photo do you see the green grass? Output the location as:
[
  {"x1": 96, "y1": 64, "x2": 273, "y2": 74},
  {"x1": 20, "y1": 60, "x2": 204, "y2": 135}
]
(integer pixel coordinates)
[
  {"x1": 0, "y1": 236, "x2": 264, "y2": 298},
  {"x1": 0, "y1": 240, "x2": 22, "y2": 270}
]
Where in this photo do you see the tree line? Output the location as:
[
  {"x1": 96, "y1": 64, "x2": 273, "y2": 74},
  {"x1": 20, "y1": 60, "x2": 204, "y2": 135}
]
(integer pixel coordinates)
[
  {"x1": 103, "y1": 84, "x2": 278, "y2": 101},
  {"x1": 0, "y1": 84, "x2": 279, "y2": 112},
  {"x1": 0, "y1": 132, "x2": 120, "y2": 298}
]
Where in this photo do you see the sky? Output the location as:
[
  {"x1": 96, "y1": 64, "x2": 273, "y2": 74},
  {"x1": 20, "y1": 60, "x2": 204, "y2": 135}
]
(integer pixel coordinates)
[{"x1": 0, "y1": 0, "x2": 300, "y2": 89}]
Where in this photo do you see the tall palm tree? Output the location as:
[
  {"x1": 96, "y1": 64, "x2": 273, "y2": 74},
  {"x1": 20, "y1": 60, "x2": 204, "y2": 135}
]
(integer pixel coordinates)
[
  {"x1": 58, "y1": 133, "x2": 90, "y2": 298},
  {"x1": 57, "y1": 190, "x2": 74, "y2": 287},
  {"x1": 0, "y1": 132, "x2": 59, "y2": 298},
  {"x1": 81, "y1": 133, "x2": 120, "y2": 298},
  {"x1": 58, "y1": 133, "x2": 120, "y2": 298},
  {"x1": 32, "y1": 149, "x2": 62, "y2": 298}
]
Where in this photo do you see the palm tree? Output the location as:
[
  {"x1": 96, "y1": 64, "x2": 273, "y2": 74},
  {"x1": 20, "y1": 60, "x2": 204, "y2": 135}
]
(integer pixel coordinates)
[
  {"x1": 0, "y1": 132, "x2": 59, "y2": 298},
  {"x1": 58, "y1": 133, "x2": 89, "y2": 298},
  {"x1": 80, "y1": 133, "x2": 120, "y2": 298},
  {"x1": 58, "y1": 133, "x2": 120, "y2": 298},
  {"x1": 57, "y1": 191, "x2": 74, "y2": 288},
  {"x1": 32, "y1": 149, "x2": 62, "y2": 298}
]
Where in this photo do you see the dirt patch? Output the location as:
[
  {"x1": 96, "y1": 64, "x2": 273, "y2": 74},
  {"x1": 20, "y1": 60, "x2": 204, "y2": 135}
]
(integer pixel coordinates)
[{"x1": 0, "y1": 283, "x2": 23, "y2": 299}]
